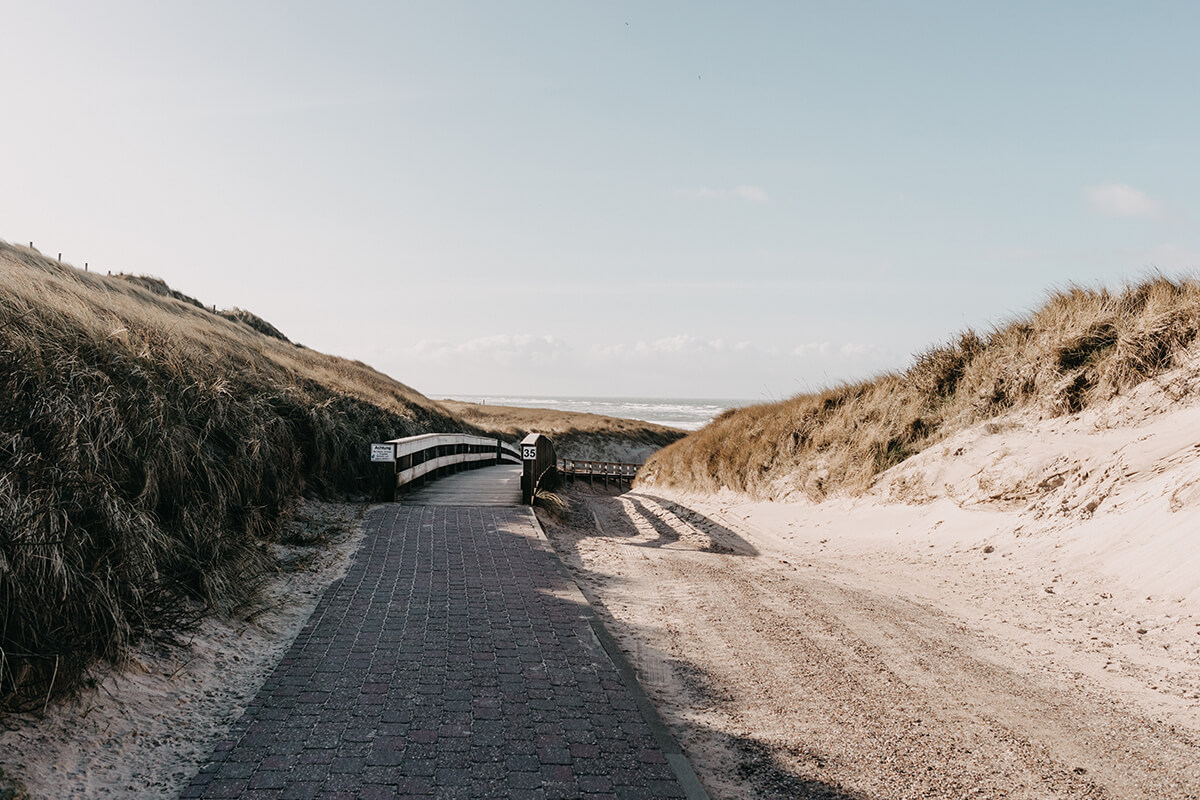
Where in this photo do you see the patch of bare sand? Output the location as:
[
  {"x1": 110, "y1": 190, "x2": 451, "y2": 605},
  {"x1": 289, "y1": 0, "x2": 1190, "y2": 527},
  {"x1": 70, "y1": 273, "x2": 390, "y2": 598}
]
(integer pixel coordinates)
[
  {"x1": 540, "y1": 380, "x2": 1200, "y2": 799},
  {"x1": 0, "y1": 501, "x2": 369, "y2": 799}
]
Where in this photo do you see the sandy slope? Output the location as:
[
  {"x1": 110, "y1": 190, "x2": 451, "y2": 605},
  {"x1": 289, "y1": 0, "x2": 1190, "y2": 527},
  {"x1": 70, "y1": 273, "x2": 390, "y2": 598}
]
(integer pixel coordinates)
[{"x1": 540, "y1": 377, "x2": 1200, "y2": 799}]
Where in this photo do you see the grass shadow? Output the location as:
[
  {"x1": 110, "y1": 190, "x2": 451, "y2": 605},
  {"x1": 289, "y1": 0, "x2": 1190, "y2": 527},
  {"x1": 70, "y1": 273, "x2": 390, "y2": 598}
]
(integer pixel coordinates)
[{"x1": 630, "y1": 494, "x2": 759, "y2": 556}]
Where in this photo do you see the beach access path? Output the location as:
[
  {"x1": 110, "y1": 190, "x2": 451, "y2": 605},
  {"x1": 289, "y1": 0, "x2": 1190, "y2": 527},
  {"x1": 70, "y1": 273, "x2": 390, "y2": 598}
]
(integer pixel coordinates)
[{"x1": 181, "y1": 498, "x2": 701, "y2": 799}]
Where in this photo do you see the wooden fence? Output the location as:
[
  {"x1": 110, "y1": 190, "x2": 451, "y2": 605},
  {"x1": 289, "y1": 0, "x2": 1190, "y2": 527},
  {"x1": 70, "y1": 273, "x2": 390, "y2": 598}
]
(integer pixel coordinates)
[{"x1": 557, "y1": 458, "x2": 639, "y2": 489}]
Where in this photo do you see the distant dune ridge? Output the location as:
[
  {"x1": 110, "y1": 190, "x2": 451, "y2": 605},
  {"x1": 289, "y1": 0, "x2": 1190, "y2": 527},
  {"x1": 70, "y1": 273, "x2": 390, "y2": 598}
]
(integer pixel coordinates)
[
  {"x1": 641, "y1": 275, "x2": 1200, "y2": 500},
  {"x1": 0, "y1": 239, "x2": 675, "y2": 713},
  {"x1": 438, "y1": 399, "x2": 686, "y2": 463}
]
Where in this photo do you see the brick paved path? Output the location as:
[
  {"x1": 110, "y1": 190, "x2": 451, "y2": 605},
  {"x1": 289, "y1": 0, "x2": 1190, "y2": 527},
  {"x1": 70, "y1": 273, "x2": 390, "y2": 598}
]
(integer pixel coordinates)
[{"x1": 183, "y1": 505, "x2": 689, "y2": 799}]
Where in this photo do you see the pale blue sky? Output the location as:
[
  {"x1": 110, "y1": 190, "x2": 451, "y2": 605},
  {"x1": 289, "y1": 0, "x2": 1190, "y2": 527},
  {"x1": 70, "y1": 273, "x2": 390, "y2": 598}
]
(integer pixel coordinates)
[{"x1": 3, "y1": 2, "x2": 1197, "y2": 398}]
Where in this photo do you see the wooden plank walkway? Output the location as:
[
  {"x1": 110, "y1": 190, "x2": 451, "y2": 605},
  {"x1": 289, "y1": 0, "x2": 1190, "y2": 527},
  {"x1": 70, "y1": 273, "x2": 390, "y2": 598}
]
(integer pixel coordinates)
[
  {"x1": 402, "y1": 463, "x2": 523, "y2": 507},
  {"x1": 183, "y1": 505, "x2": 694, "y2": 799}
]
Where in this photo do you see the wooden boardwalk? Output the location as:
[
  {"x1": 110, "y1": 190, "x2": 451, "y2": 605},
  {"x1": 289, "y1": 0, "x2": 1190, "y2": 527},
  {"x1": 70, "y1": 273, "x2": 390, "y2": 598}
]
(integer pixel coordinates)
[{"x1": 402, "y1": 463, "x2": 523, "y2": 507}]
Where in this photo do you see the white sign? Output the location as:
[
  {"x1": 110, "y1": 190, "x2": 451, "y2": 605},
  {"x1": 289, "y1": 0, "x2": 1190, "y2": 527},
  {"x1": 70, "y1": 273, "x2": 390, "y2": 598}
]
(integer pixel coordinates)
[
  {"x1": 370, "y1": 443, "x2": 396, "y2": 463},
  {"x1": 522, "y1": 445, "x2": 538, "y2": 460}
]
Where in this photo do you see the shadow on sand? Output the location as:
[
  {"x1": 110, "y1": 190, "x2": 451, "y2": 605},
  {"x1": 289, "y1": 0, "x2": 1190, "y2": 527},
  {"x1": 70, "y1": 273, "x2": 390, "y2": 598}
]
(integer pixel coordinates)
[
  {"x1": 587, "y1": 489, "x2": 759, "y2": 556},
  {"x1": 538, "y1": 489, "x2": 871, "y2": 799}
]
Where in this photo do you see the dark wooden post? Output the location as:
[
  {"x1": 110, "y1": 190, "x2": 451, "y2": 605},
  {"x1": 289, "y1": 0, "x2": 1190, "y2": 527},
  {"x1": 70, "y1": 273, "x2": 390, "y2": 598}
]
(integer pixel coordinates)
[
  {"x1": 370, "y1": 442, "x2": 398, "y2": 502},
  {"x1": 520, "y1": 433, "x2": 557, "y2": 505}
]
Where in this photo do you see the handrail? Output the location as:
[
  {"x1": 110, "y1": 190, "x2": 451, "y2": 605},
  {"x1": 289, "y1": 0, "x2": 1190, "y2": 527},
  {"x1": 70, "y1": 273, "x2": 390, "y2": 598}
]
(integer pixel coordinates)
[
  {"x1": 375, "y1": 433, "x2": 521, "y2": 498},
  {"x1": 373, "y1": 432, "x2": 644, "y2": 504},
  {"x1": 389, "y1": 432, "x2": 521, "y2": 461}
]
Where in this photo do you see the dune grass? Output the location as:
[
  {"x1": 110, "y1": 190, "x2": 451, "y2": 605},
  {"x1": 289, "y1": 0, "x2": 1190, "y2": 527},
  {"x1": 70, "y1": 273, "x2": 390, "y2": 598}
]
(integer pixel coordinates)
[
  {"x1": 640, "y1": 276, "x2": 1200, "y2": 500},
  {"x1": 0, "y1": 240, "x2": 470, "y2": 711}
]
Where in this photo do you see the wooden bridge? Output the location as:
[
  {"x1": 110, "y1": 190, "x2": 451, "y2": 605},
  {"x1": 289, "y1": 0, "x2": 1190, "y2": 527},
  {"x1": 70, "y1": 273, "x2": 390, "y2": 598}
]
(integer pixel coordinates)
[{"x1": 370, "y1": 432, "x2": 640, "y2": 506}]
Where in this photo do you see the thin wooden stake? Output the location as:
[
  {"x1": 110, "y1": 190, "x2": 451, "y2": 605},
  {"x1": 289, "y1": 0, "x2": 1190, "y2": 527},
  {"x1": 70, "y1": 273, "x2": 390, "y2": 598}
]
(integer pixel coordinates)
[{"x1": 43, "y1": 655, "x2": 59, "y2": 716}]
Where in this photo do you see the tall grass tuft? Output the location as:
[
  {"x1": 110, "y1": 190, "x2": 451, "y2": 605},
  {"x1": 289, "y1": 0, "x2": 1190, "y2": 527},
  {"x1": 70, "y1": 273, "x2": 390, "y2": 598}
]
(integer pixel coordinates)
[
  {"x1": 640, "y1": 276, "x2": 1200, "y2": 500},
  {"x1": 0, "y1": 240, "x2": 470, "y2": 711}
]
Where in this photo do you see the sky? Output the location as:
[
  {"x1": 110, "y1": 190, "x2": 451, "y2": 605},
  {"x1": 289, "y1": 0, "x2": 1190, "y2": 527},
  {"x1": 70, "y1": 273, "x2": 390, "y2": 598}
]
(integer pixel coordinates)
[{"x1": 3, "y1": 1, "x2": 1199, "y2": 400}]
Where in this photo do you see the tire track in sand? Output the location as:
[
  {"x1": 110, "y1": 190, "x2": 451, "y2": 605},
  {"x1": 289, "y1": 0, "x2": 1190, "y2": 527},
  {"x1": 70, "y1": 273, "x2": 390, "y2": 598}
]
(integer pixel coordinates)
[{"x1": 543, "y1": 490, "x2": 1200, "y2": 800}]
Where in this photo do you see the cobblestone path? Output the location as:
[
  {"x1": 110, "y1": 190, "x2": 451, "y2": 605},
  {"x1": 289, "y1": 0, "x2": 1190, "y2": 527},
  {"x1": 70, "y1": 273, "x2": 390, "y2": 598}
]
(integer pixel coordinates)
[{"x1": 183, "y1": 505, "x2": 690, "y2": 799}]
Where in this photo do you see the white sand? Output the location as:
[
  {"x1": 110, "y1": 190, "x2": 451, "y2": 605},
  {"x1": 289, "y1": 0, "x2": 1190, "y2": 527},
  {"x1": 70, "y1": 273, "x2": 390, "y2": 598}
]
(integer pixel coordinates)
[
  {"x1": 540, "y1": 362, "x2": 1200, "y2": 797},
  {"x1": 0, "y1": 501, "x2": 369, "y2": 799}
]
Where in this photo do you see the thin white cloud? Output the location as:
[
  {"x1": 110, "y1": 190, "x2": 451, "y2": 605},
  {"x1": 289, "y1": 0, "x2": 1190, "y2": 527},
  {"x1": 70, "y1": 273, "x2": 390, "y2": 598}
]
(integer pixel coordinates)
[
  {"x1": 1086, "y1": 183, "x2": 1161, "y2": 218},
  {"x1": 839, "y1": 342, "x2": 880, "y2": 357},
  {"x1": 792, "y1": 342, "x2": 881, "y2": 359},
  {"x1": 403, "y1": 334, "x2": 570, "y2": 365},
  {"x1": 733, "y1": 185, "x2": 770, "y2": 203},
  {"x1": 594, "y1": 335, "x2": 737, "y2": 361},
  {"x1": 384, "y1": 331, "x2": 901, "y2": 397},
  {"x1": 793, "y1": 342, "x2": 832, "y2": 357},
  {"x1": 596, "y1": 336, "x2": 885, "y2": 364}
]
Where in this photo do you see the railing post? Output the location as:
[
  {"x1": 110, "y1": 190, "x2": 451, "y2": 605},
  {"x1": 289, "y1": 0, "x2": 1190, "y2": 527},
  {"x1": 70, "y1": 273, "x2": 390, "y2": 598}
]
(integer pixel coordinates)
[
  {"x1": 369, "y1": 442, "x2": 398, "y2": 502},
  {"x1": 520, "y1": 433, "x2": 557, "y2": 505}
]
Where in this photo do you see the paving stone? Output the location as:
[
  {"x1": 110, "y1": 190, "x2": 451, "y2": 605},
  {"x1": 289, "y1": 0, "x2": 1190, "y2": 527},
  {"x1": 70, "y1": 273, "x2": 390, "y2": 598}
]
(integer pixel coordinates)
[{"x1": 183, "y1": 505, "x2": 689, "y2": 798}]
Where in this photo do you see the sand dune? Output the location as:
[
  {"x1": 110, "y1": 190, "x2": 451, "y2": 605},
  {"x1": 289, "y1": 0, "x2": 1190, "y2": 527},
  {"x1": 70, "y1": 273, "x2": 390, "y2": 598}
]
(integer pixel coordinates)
[{"x1": 539, "y1": 365, "x2": 1200, "y2": 798}]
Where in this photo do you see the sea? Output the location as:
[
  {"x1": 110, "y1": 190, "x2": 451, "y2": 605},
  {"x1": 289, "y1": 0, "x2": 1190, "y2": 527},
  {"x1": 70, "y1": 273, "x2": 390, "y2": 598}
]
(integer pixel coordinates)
[{"x1": 442, "y1": 395, "x2": 758, "y2": 431}]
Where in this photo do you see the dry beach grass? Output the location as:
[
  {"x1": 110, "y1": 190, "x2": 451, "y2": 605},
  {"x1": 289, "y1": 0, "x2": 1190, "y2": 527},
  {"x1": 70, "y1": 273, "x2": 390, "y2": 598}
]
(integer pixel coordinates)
[
  {"x1": 642, "y1": 275, "x2": 1200, "y2": 500},
  {"x1": 0, "y1": 240, "x2": 471, "y2": 712}
]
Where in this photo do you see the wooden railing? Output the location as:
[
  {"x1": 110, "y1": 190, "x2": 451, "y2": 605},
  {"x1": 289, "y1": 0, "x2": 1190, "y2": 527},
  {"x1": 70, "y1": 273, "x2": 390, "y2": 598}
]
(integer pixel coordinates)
[
  {"x1": 371, "y1": 432, "x2": 643, "y2": 503},
  {"x1": 373, "y1": 434, "x2": 521, "y2": 499},
  {"x1": 558, "y1": 458, "x2": 639, "y2": 489}
]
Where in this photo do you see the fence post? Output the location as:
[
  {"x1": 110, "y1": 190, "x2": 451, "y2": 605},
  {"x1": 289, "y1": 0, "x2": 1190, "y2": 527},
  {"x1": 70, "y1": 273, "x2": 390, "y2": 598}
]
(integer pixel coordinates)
[{"x1": 520, "y1": 433, "x2": 557, "y2": 505}]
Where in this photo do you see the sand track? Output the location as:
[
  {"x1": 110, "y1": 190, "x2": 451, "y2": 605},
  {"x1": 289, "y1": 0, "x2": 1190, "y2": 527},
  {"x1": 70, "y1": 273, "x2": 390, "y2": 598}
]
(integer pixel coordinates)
[{"x1": 542, "y1": 489, "x2": 1200, "y2": 799}]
